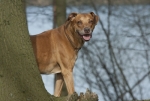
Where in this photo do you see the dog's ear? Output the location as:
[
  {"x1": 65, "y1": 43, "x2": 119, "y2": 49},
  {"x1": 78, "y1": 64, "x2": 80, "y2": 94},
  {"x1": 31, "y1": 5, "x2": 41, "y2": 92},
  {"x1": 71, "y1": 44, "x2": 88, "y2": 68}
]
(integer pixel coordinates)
[
  {"x1": 90, "y1": 12, "x2": 99, "y2": 24},
  {"x1": 67, "y1": 12, "x2": 78, "y2": 21}
]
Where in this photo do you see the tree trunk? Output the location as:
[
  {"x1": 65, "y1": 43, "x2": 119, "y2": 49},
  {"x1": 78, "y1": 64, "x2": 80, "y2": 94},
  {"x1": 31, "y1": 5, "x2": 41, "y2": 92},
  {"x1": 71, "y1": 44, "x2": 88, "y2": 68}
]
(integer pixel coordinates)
[
  {"x1": 53, "y1": 0, "x2": 66, "y2": 28},
  {"x1": 0, "y1": 0, "x2": 98, "y2": 101},
  {"x1": 0, "y1": 0, "x2": 54, "y2": 100},
  {"x1": 53, "y1": 0, "x2": 68, "y2": 96}
]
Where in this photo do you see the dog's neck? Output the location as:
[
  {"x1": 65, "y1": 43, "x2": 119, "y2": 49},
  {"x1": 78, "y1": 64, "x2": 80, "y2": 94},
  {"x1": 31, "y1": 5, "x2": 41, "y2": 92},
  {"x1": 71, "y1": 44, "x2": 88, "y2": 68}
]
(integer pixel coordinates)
[{"x1": 64, "y1": 22, "x2": 84, "y2": 52}]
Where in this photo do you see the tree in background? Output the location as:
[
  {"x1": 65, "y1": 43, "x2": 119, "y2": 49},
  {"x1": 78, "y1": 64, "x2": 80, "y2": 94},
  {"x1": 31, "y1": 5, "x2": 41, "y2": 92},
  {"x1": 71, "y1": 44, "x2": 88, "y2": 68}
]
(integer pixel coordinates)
[
  {"x1": 53, "y1": 0, "x2": 66, "y2": 28},
  {"x1": 53, "y1": 0, "x2": 68, "y2": 96}
]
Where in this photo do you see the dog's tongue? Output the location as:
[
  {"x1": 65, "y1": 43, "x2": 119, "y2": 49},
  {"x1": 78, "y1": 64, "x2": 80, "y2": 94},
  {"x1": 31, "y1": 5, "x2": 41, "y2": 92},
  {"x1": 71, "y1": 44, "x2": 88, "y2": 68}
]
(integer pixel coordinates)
[{"x1": 82, "y1": 34, "x2": 91, "y2": 41}]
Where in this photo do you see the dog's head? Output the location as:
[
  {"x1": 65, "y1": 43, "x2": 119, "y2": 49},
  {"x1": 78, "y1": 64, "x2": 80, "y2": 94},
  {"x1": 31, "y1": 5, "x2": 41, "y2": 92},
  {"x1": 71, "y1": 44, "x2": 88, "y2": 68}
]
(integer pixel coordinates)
[{"x1": 67, "y1": 12, "x2": 99, "y2": 41}]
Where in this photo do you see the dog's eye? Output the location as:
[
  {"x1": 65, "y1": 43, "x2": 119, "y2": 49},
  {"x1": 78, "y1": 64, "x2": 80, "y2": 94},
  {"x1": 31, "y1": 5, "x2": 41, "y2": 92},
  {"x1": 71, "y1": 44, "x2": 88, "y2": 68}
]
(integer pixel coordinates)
[
  {"x1": 77, "y1": 21, "x2": 82, "y2": 25},
  {"x1": 89, "y1": 20, "x2": 93, "y2": 24}
]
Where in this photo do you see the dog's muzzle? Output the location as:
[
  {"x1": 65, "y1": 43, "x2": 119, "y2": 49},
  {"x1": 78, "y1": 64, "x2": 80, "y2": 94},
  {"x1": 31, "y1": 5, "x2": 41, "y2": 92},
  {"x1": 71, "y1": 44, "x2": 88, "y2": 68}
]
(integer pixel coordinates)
[{"x1": 77, "y1": 27, "x2": 92, "y2": 41}]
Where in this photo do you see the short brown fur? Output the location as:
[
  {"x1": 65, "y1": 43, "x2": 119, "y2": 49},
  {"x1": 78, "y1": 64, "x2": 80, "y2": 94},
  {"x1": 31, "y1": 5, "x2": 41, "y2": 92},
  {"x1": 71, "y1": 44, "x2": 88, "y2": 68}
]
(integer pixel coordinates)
[{"x1": 30, "y1": 12, "x2": 99, "y2": 97}]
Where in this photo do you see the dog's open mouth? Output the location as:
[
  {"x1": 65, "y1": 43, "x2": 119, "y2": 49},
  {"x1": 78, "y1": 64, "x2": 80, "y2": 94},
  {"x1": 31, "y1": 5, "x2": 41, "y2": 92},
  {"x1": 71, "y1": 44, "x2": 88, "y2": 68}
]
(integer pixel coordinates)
[
  {"x1": 77, "y1": 30, "x2": 92, "y2": 41},
  {"x1": 82, "y1": 34, "x2": 92, "y2": 41},
  {"x1": 77, "y1": 32, "x2": 92, "y2": 41}
]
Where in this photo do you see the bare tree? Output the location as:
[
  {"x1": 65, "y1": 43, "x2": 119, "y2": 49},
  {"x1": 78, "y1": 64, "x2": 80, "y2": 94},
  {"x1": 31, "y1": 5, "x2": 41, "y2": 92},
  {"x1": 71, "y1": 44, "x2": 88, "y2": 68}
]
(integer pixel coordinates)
[{"x1": 74, "y1": 0, "x2": 150, "y2": 101}]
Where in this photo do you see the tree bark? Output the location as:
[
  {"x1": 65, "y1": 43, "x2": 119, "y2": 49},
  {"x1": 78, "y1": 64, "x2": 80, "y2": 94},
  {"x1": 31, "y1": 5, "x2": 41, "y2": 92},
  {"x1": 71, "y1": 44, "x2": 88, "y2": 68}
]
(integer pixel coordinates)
[{"x1": 0, "y1": 0, "x2": 54, "y2": 101}]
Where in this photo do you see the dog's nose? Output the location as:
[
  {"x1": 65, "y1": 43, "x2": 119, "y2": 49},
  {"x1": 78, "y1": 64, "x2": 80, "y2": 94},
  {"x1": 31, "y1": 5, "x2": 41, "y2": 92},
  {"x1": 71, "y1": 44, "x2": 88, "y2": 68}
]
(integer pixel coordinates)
[{"x1": 84, "y1": 27, "x2": 90, "y2": 33}]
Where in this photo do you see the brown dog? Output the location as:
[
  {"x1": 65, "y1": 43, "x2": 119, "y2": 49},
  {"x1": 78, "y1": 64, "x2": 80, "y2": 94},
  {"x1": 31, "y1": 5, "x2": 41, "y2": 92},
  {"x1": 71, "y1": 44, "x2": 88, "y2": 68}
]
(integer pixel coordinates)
[{"x1": 30, "y1": 12, "x2": 98, "y2": 97}]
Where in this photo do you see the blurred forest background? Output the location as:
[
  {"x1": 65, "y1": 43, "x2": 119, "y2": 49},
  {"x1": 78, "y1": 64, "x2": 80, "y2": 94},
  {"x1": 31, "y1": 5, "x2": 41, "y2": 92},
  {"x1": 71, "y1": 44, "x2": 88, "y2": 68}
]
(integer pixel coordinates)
[{"x1": 25, "y1": 0, "x2": 150, "y2": 101}]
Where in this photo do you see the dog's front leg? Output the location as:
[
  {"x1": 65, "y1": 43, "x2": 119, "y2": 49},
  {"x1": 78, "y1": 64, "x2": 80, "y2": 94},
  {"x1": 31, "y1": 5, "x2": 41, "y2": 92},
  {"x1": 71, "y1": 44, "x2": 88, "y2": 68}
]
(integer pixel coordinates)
[
  {"x1": 54, "y1": 73, "x2": 64, "y2": 97},
  {"x1": 62, "y1": 72, "x2": 75, "y2": 94}
]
